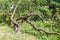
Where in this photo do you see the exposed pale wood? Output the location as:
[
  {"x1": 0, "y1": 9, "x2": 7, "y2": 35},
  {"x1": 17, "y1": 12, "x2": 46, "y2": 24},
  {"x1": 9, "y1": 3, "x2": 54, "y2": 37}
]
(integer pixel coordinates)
[{"x1": 11, "y1": 2, "x2": 20, "y2": 32}]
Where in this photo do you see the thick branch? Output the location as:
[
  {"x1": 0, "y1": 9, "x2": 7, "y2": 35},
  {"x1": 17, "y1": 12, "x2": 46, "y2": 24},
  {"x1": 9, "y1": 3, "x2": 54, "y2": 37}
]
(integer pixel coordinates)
[
  {"x1": 27, "y1": 17, "x2": 60, "y2": 35},
  {"x1": 16, "y1": 13, "x2": 44, "y2": 22},
  {"x1": 11, "y1": 2, "x2": 20, "y2": 24},
  {"x1": 10, "y1": 2, "x2": 20, "y2": 32}
]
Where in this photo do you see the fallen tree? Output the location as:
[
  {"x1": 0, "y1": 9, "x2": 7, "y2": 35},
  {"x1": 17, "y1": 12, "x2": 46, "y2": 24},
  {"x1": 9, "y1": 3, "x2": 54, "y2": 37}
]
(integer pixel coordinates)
[{"x1": 10, "y1": 2, "x2": 60, "y2": 35}]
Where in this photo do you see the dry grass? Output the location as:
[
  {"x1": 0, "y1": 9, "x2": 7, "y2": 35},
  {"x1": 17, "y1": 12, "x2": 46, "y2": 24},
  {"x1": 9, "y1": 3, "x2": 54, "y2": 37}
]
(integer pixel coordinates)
[{"x1": 0, "y1": 25, "x2": 39, "y2": 40}]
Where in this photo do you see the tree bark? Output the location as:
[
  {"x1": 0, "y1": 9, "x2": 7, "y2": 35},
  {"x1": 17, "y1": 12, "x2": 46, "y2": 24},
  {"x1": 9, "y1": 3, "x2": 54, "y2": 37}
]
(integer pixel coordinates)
[
  {"x1": 11, "y1": 2, "x2": 20, "y2": 32},
  {"x1": 27, "y1": 17, "x2": 60, "y2": 35}
]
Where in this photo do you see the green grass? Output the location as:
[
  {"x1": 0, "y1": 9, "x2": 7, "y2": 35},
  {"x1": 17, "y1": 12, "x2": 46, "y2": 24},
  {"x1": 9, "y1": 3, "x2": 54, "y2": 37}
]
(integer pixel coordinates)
[
  {"x1": 0, "y1": 24, "x2": 39, "y2": 40},
  {"x1": 0, "y1": 21, "x2": 60, "y2": 40},
  {"x1": 21, "y1": 21, "x2": 60, "y2": 40}
]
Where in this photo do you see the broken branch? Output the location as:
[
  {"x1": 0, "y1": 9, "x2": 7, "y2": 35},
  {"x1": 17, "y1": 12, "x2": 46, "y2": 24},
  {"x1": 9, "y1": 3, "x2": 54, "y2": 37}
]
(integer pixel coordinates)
[
  {"x1": 16, "y1": 13, "x2": 44, "y2": 22},
  {"x1": 27, "y1": 17, "x2": 60, "y2": 35},
  {"x1": 11, "y1": 2, "x2": 20, "y2": 32}
]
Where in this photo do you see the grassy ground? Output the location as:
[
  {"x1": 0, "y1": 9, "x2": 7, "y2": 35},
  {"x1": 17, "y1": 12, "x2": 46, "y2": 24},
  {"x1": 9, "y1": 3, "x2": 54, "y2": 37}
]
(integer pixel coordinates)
[
  {"x1": 21, "y1": 21, "x2": 60, "y2": 40},
  {"x1": 0, "y1": 21, "x2": 60, "y2": 40},
  {"x1": 0, "y1": 24, "x2": 39, "y2": 40}
]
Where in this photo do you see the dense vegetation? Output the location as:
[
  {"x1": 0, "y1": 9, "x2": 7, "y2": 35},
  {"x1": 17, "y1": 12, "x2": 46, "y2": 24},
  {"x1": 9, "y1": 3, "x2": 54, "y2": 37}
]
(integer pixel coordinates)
[{"x1": 0, "y1": 0, "x2": 60, "y2": 40}]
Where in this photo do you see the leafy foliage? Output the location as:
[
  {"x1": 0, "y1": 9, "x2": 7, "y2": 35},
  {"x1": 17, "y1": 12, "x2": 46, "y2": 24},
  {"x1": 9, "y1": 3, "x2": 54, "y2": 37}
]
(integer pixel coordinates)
[{"x1": 0, "y1": 0, "x2": 60, "y2": 40}]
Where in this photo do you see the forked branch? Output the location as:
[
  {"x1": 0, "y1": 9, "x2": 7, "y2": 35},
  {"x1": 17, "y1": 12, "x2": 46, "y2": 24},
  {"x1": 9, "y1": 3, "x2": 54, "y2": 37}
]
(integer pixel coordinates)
[{"x1": 10, "y1": 2, "x2": 59, "y2": 34}]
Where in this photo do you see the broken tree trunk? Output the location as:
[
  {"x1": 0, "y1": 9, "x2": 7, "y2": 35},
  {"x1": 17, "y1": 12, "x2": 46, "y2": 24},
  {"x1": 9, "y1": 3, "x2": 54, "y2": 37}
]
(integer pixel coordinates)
[
  {"x1": 16, "y1": 12, "x2": 60, "y2": 35},
  {"x1": 10, "y1": 2, "x2": 60, "y2": 35},
  {"x1": 11, "y1": 2, "x2": 21, "y2": 32}
]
